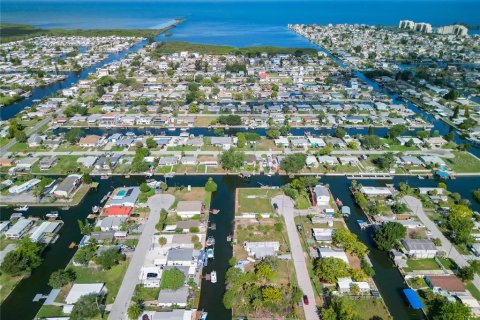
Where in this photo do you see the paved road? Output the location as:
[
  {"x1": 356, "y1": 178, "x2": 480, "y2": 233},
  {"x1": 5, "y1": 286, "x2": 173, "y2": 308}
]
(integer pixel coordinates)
[
  {"x1": 401, "y1": 196, "x2": 480, "y2": 291},
  {"x1": 272, "y1": 195, "x2": 320, "y2": 320},
  {"x1": 108, "y1": 194, "x2": 174, "y2": 320},
  {"x1": 0, "y1": 116, "x2": 52, "y2": 157}
]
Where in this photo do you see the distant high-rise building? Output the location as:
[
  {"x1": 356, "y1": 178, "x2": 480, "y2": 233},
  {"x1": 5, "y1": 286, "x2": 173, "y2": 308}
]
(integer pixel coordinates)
[
  {"x1": 414, "y1": 23, "x2": 433, "y2": 34},
  {"x1": 399, "y1": 20, "x2": 415, "y2": 30},
  {"x1": 437, "y1": 24, "x2": 468, "y2": 37}
]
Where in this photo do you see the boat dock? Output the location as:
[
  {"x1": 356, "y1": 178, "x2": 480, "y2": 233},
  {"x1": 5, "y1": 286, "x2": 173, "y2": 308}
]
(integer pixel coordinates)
[{"x1": 346, "y1": 173, "x2": 392, "y2": 180}]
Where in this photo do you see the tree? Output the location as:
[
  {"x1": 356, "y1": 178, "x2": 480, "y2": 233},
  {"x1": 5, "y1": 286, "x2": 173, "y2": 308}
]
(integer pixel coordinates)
[
  {"x1": 321, "y1": 297, "x2": 361, "y2": 320},
  {"x1": 443, "y1": 90, "x2": 459, "y2": 101},
  {"x1": 204, "y1": 177, "x2": 217, "y2": 192},
  {"x1": 452, "y1": 105, "x2": 460, "y2": 119},
  {"x1": 266, "y1": 128, "x2": 281, "y2": 139},
  {"x1": 333, "y1": 128, "x2": 346, "y2": 139},
  {"x1": 362, "y1": 135, "x2": 381, "y2": 149},
  {"x1": 70, "y1": 294, "x2": 101, "y2": 320},
  {"x1": 48, "y1": 269, "x2": 76, "y2": 288},
  {"x1": 160, "y1": 267, "x2": 185, "y2": 290},
  {"x1": 65, "y1": 128, "x2": 82, "y2": 144},
  {"x1": 95, "y1": 248, "x2": 124, "y2": 270},
  {"x1": 217, "y1": 114, "x2": 242, "y2": 125},
  {"x1": 158, "y1": 237, "x2": 167, "y2": 246},
  {"x1": 280, "y1": 153, "x2": 306, "y2": 173},
  {"x1": 256, "y1": 262, "x2": 274, "y2": 280},
  {"x1": 82, "y1": 173, "x2": 92, "y2": 184},
  {"x1": 220, "y1": 148, "x2": 245, "y2": 170},
  {"x1": 73, "y1": 245, "x2": 96, "y2": 265},
  {"x1": 373, "y1": 222, "x2": 406, "y2": 251},
  {"x1": 388, "y1": 124, "x2": 406, "y2": 139},
  {"x1": 261, "y1": 286, "x2": 282, "y2": 304},
  {"x1": 374, "y1": 152, "x2": 396, "y2": 169},
  {"x1": 458, "y1": 266, "x2": 474, "y2": 281},
  {"x1": 0, "y1": 238, "x2": 43, "y2": 275},
  {"x1": 332, "y1": 229, "x2": 368, "y2": 257},
  {"x1": 314, "y1": 257, "x2": 351, "y2": 283},
  {"x1": 14, "y1": 131, "x2": 27, "y2": 142},
  {"x1": 145, "y1": 137, "x2": 157, "y2": 149},
  {"x1": 236, "y1": 132, "x2": 246, "y2": 148},
  {"x1": 140, "y1": 182, "x2": 151, "y2": 193},
  {"x1": 127, "y1": 303, "x2": 142, "y2": 320},
  {"x1": 447, "y1": 204, "x2": 474, "y2": 244},
  {"x1": 430, "y1": 298, "x2": 473, "y2": 320}
]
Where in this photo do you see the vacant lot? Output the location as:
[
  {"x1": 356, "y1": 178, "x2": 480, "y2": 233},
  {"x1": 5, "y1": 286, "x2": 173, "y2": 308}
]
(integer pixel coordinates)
[{"x1": 236, "y1": 188, "x2": 282, "y2": 215}]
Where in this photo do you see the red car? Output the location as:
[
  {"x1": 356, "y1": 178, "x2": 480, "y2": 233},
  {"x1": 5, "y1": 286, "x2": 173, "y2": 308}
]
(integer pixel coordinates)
[{"x1": 303, "y1": 295, "x2": 309, "y2": 305}]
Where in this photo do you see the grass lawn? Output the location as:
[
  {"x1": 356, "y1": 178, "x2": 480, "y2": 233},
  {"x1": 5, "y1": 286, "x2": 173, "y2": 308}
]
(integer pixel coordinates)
[
  {"x1": 36, "y1": 305, "x2": 65, "y2": 318},
  {"x1": 134, "y1": 284, "x2": 160, "y2": 301},
  {"x1": 0, "y1": 237, "x2": 17, "y2": 251},
  {"x1": 166, "y1": 146, "x2": 198, "y2": 151},
  {"x1": 194, "y1": 116, "x2": 217, "y2": 126},
  {"x1": 0, "y1": 273, "x2": 25, "y2": 302},
  {"x1": 31, "y1": 155, "x2": 85, "y2": 174},
  {"x1": 445, "y1": 151, "x2": 480, "y2": 173},
  {"x1": 236, "y1": 188, "x2": 282, "y2": 215},
  {"x1": 404, "y1": 259, "x2": 441, "y2": 272},
  {"x1": 349, "y1": 299, "x2": 391, "y2": 320},
  {"x1": 167, "y1": 187, "x2": 211, "y2": 211},
  {"x1": 437, "y1": 257, "x2": 457, "y2": 270},
  {"x1": 466, "y1": 282, "x2": 480, "y2": 301},
  {"x1": 295, "y1": 194, "x2": 311, "y2": 209},
  {"x1": 68, "y1": 260, "x2": 129, "y2": 304}
]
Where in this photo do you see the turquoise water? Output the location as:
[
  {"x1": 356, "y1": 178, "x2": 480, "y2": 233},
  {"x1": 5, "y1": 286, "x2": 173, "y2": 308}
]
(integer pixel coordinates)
[{"x1": 2, "y1": 0, "x2": 480, "y2": 47}]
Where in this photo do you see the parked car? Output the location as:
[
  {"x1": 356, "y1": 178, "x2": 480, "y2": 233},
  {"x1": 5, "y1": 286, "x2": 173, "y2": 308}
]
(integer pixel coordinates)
[{"x1": 303, "y1": 295, "x2": 309, "y2": 305}]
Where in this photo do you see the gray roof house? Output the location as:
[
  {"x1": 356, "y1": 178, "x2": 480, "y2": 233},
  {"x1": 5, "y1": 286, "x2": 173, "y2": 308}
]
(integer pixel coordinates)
[
  {"x1": 402, "y1": 239, "x2": 438, "y2": 259},
  {"x1": 157, "y1": 287, "x2": 189, "y2": 307},
  {"x1": 244, "y1": 241, "x2": 280, "y2": 259},
  {"x1": 53, "y1": 174, "x2": 82, "y2": 198},
  {"x1": 166, "y1": 248, "x2": 195, "y2": 266}
]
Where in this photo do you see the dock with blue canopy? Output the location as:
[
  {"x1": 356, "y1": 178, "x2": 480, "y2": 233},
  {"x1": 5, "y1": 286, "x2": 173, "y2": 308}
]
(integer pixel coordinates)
[{"x1": 403, "y1": 288, "x2": 424, "y2": 310}]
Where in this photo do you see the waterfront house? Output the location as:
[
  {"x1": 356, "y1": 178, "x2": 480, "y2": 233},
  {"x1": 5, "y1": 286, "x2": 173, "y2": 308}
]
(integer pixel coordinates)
[
  {"x1": 401, "y1": 239, "x2": 437, "y2": 259},
  {"x1": 30, "y1": 221, "x2": 62, "y2": 243},
  {"x1": 317, "y1": 155, "x2": 339, "y2": 165},
  {"x1": 426, "y1": 275, "x2": 466, "y2": 295},
  {"x1": 77, "y1": 156, "x2": 98, "y2": 168},
  {"x1": 5, "y1": 218, "x2": 33, "y2": 239},
  {"x1": 8, "y1": 178, "x2": 41, "y2": 194},
  {"x1": 109, "y1": 187, "x2": 140, "y2": 207},
  {"x1": 39, "y1": 156, "x2": 57, "y2": 170},
  {"x1": 79, "y1": 135, "x2": 101, "y2": 147},
  {"x1": 166, "y1": 248, "x2": 196, "y2": 267},
  {"x1": 244, "y1": 241, "x2": 280, "y2": 259},
  {"x1": 158, "y1": 156, "x2": 179, "y2": 167},
  {"x1": 359, "y1": 186, "x2": 392, "y2": 198},
  {"x1": 312, "y1": 228, "x2": 334, "y2": 243},
  {"x1": 149, "y1": 310, "x2": 193, "y2": 320},
  {"x1": 337, "y1": 277, "x2": 371, "y2": 293},
  {"x1": 314, "y1": 185, "x2": 330, "y2": 207},
  {"x1": 317, "y1": 247, "x2": 349, "y2": 264},
  {"x1": 15, "y1": 157, "x2": 39, "y2": 170},
  {"x1": 157, "y1": 287, "x2": 189, "y2": 308},
  {"x1": 180, "y1": 156, "x2": 197, "y2": 165},
  {"x1": 53, "y1": 174, "x2": 82, "y2": 198},
  {"x1": 64, "y1": 283, "x2": 105, "y2": 305},
  {"x1": 175, "y1": 201, "x2": 202, "y2": 218}
]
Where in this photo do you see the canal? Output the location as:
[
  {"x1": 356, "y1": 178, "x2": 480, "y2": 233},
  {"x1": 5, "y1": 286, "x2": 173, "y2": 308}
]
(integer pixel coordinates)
[{"x1": 1, "y1": 175, "x2": 479, "y2": 320}]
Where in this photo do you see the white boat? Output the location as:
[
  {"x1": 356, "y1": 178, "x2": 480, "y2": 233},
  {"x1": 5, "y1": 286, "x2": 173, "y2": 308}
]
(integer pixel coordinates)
[
  {"x1": 14, "y1": 205, "x2": 29, "y2": 211},
  {"x1": 210, "y1": 271, "x2": 217, "y2": 283},
  {"x1": 200, "y1": 311, "x2": 208, "y2": 320},
  {"x1": 207, "y1": 248, "x2": 214, "y2": 258},
  {"x1": 46, "y1": 211, "x2": 59, "y2": 218},
  {"x1": 206, "y1": 236, "x2": 215, "y2": 247},
  {"x1": 92, "y1": 206, "x2": 99, "y2": 213}
]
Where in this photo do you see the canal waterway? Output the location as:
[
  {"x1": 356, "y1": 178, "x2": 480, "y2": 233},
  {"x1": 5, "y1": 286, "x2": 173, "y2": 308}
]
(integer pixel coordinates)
[{"x1": 1, "y1": 175, "x2": 479, "y2": 320}]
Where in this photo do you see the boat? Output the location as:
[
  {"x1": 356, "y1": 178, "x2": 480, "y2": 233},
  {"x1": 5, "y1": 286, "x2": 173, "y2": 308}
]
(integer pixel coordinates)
[
  {"x1": 46, "y1": 211, "x2": 59, "y2": 219},
  {"x1": 164, "y1": 173, "x2": 175, "y2": 178},
  {"x1": 206, "y1": 236, "x2": 215, "y2": 247},
  {"x1": 68, "y1": 242, "x2": 77, "y2": 248},
  {"x1": 210, "y1": 271, "x2": 217, "y2": 283},
  {"x1": 200, "y1": 311, "x2": 208, "y2": 320},
  {"x1": 14, "y1": 205, "x2": 29, "y2": 211},
  {"x1": 210, "y1": 209, "x2": 220, "y2": 215},
  {"x1": 92, "y1": 206, "x2": 99, "y2": 213},
  {"x1": 226, "y1": 235, "x2": 232, "y2": 242},
  {"x1": 208, "y1": 223, "x2": 216, "y2": 230},
  {"x1": 61, "y1": 206, "x2": 70, "y2": 211},
  {"x1": 357, "y1": 219, "x2": 368, "y2": 229},
  {"x1": 101, "y1": 192, "x2": 111, "y2": 203},
  {"x1": 207, "y1": 248, "x2": 214, "y2": 258},
  {"x1": 335, "y1": 198, "x2": 343, "y2": 207}
]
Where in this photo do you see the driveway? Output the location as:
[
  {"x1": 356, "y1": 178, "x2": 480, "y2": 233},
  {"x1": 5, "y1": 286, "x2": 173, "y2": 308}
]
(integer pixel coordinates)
[
  {"x1": 401, "y1": 195, "x2": 480, "y2": 292},
  {"x1": 108, "y1": 193, "x2": 175, "y2": 320},
  {"x1": 272, "y1": 195, "x2": 320, "y2": 320}
]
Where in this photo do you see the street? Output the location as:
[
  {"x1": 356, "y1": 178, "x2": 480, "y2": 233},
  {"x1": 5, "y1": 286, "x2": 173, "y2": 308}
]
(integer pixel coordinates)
[
  {"x1": 108, "y1": 193, "x2": 174, "y2": 320},
  {"x1": 401, "y1": 195, "x2": 480, "y2": 292},
  {"x1": 272, "y1": 195, "x2": 320, "y2": 320}
]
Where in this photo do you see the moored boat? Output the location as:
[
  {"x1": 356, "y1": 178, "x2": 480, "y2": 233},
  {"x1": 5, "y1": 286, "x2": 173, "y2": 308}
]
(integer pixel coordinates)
[
  {"x1": 14, "y1": 205, "x2": 29, "y2": 211},
  {"x1": 210, "y1": 271, "x2": 217, "y2": 283}
]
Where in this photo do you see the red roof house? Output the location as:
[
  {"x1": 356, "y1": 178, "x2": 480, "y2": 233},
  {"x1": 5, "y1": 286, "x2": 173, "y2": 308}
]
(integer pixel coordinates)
[{"x1": 102, "y1": 206, "x2": 133, "y2": 217}]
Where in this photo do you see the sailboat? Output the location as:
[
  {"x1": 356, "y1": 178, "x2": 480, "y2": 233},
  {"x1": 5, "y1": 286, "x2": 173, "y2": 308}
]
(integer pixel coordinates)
[{"x1": 14, "y1": 205, "x2": 29, "y2": 211}]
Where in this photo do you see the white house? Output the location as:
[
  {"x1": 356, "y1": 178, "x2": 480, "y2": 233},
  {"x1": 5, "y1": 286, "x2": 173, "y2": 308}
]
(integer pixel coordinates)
[
  {"x1": 314, "y1": 185, "x2": 330, "y2": 207},
  {"x1": 402, "y1": 239, "x2": 438, "y2": 259},
  {"x1": 175, "y1": 201, "x2": 202, "y2": 218},
  {"x1": 317, "y1": 247, "x2": 349, "y2": 264}
]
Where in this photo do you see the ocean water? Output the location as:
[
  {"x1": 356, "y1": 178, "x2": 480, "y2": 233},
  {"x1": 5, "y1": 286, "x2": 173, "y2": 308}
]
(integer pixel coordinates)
[{"x1": 2, "y1": 0, "x2": 480, "y2": 47}]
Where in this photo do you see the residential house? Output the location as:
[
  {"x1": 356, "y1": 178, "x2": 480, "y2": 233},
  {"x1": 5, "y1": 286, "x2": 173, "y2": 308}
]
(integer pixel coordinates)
[
  {"x1": 244, "y1": 241, "x2": 280, "y2": 259},
  {"x1": 401, "y1": 239, "x2": 437, "y2": 259},
  {"x1": 176, "y1": 201, "x2": 203, "y2": 218},
  {"x1": 53, "y1": 174, "x2": 82, "y2": 198}
]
